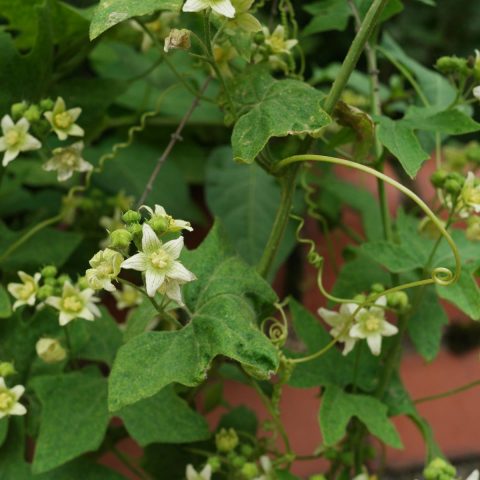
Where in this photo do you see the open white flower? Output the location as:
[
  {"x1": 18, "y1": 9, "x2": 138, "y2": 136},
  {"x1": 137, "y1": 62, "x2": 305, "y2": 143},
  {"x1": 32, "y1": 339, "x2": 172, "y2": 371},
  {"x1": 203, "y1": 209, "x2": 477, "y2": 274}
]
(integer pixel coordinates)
[
  {"x1": 0, "y1": 377, "x2": 27, "y2": 419},
  {"x1": 86, "y1": 248, "x2": 123, "y2": 292},
  {"x1": 458, "y1": 171, "x2": 480, "y2": 217},
  {"x1": 466, "y1": 470, "x2": 480, "y2": 480},
  {"x1": 182, "y1": 0, "x2": 235, "y2": 18},
  {"x1": 158, "y1": 278, "x2": 187, "y2": 306},
  {"x1": 112, "y1": 284, "x2": 143, "y2": 310},
  {"x1": 263, "y1": 25, "x2": 298, "y2": 55},
  {"x1": 0, "y1": 115, "x2": 41, "y2": 166},
  {"x1": 349, "y1": 296, "x2": 398, "y2": 356},
  {"x1": 186, "y1": 464, "x2": 212, "y2": 480},
  {"x1": 318, "y1": 303, "x2": 359, "y2": 355},
  {"x1": 141, "y1": 204, "x2": 193, "y2": 233},
  {"x1": 45, "y1": 281, "x2": 101, "y2": 326},
  {"x1": 44, "y1": 97, "x2": 84, "y2": 141},
  {"x1": 121, "y1": 224, "x2": 196, "y2": 297},
  {"x1": 43, "y1": 141, "x2": 92, "y2": 182},
  {"x1": 474, "y1": 85, "x2": 480, "y2": 100},
  {"x1": 7, "y1": 271, "x2": 41, "y2": 310}
]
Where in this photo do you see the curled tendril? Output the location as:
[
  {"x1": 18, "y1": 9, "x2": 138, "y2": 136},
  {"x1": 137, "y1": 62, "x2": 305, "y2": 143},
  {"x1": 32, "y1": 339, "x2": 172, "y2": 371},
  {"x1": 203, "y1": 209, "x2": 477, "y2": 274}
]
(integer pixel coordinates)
[{"x1": 261, "y1": 300, "x2": 290, "y2": 347}]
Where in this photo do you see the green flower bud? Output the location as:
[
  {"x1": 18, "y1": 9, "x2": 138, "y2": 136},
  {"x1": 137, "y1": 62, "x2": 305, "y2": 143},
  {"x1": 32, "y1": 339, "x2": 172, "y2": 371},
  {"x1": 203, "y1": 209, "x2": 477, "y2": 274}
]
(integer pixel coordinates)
[
  {"x1": 127, "y1": 222, "x2": 143, "y2": 236},
  {"x1": 41, "y1": 265, "x2": 58, "y2": 278},
  {"x1": 39, "y1": 98, "x2": 54, "y2": 111},
  {"x1": 77, "y1": 276, "x2": 89, "y2": 290},
  {"x1": 309, "y1": 476, "x2": 327, "y2": 480},
  {"x1": 44, "y1": 277, "x2": 57, "y2": 287},
  {"x1": 240, "y1": 444, "x2": 254, "y2": 458},
  {"x1": 435, "y1": 56, "x2": 469, "y2": 76},
  {"x1": 387, "y1": 291, "x2": 409, "y2": 310},
  {"x1": 240, "y1": 462, "x2": 259, "y2": 479},
  {"x1": 465, "y1": 141, "x2": 480, "y2": 164},
  {"x1": 11, "y1": 101, "x2": 28, "y2": 120},
  {"x1": 57, "y1": 274, "x2": 70, "y2": 286},
  {"x1": 371, "y1": 283, "x2": 385, "y2": 293},
  {"x1": 0, "y1": 362, "x2": 16, "y2": 377},
  {"x1": 109, "y1": 229, "x2": 133, "y2": 249},
  {"x1": 444, "y1": 178, "x2": 462, "y2": 195},
  {"x1": 23, "y1": 105, "x2": 41, "y2": 123},
  {"x1": 430, "y1": 169, "x2": 449, "y2": 188},
  {"x1": 216, "y1": 428, "x2": 239, "y2": 453},
  {"x1": 122, "y1": 210, "x2": 141, "y2": 224},
  {"x1": 424, "y1": 466, "x2": 437, "y2": 480},
  {"x1": 148, "y1": 216, "x2": 170, "y2": 234},
  {"x1": 207, "y1": 456, "x2": 222, "y2": 472},
  {"x1": 353, "y1": 293, "x2": 367, "y2": 303},
  {"x1": 37, "y1": 284, "x2": 55, "y2": 301},
  {"x1": 230, "y1": 454, "x2": 246, "y2": 469}
]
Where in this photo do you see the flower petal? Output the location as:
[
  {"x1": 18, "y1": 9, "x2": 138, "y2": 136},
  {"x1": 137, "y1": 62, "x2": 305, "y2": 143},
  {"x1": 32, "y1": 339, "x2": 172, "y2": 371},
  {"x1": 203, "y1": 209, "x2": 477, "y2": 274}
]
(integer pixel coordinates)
[
  {"x1": 10, "y1": 385, "x2": 25, "y2": 399},
  {"x1": 141, "y1": 223, "x2": 162, "y2": 254},
  {"x1": 163, "y1": 236, "x2": 184, "y2": 259},
  {"x1": 349, "y1": 323, "x2": 364, "y2": 339},
  {"x1": 164, "y1": 281, "x2": 183, "y2": 305},
  {"x1": 1, "y1": 115, "x2": 14, "y2": 132},
  {"x1": 317, "y1": 307, "x2": 341, "y2": 327},
  {"x1": 145, "y1": 270, "x2": 165, "y2": 297},
  {"x1": 211, "y1": 0, "x2": 236, "y2": 18},
  {"x1": 167, "y1": 261, "x2": 196, "y2": 282},
  {"x1": 183, "y1": 0, "x2": 208, "y2": 12},
  {"x1": 2, "y1": 148, "x2": 19, "y2": 167},
  {"x1": 367, "y1": 334, "x2": 382, "y2": 356},
  {"x1": 9, "y1": 403, "x2": 27, "y2": 416},
  {"x1": 21, "y1": 134, "x2": 41, "y2": 152},
  {"x1": 121, "y1": 253, "x2": 148, "y2": 271},
  {"x1": 381, "y1": 321, "x2": 398, "y2": 337},
  {"x1": 68, "y1": 124, "x2": 85, "y2": 137}
]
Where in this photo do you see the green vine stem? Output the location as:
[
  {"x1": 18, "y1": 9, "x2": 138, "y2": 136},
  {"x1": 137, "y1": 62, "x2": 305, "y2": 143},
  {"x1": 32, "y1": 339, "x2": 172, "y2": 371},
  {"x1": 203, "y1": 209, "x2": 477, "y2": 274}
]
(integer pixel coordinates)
[{"x1": 414, "y1": 378, "x2": 480, "y2": 405}]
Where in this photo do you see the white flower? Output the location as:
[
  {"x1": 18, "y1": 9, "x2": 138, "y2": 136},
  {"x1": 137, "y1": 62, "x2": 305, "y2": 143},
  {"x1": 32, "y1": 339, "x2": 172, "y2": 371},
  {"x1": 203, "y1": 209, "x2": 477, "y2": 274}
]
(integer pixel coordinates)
[
  {"x1": 0, "y1": 115, "x2": 41, "y2": 166},
  {"x1": 0, "y1": 377, "x2": 27, "y2": 419},
  {"x1": 121, "y1": 224, "x2": 196, "y2": 297},
  {"x1": 112, "y1": 284, "x2": 143, "y2": 310},
  {"x1": 186, "y1": 464, "x2": 212, "y2": 480},
  {"x1": 42, "y1": 141, "x2": 92, "y2": 182},
  {"x1": 44, "y1": 97, "x2": 84, "y2": 141},
  {"x1": 474, "y1": 86, "x2": 480, "y2": 100},
  {"x1": 85, "y1": 248, "x2": 123, "y2": 292},
  {"x1": 141, "y1": 204, "x2": 193, "y2": 233},
  {"x1": 458, "y1": 171, "x2": 480, "y2": 217},
  {"x1": 158, "y1": 278, "x2": 187, "y2": 306},
  {"x1": 36, "y1": 338, "x2": 67, "y2": 364},
  {"x1": 7, "y1": 271, "x2": 41, "y2": 310},
  {"x1": 263, "y1": 25, "x2": 298, "y2": 55},
  {"x1": 318, "y1": 303, "x2": 359, "y2": 355},
  {"x1": 349, "y1": 296, "x2": 398, "y2": 356},
  {"x1": 45, "y1": 281, "x2": 101, "y2": 326},
  {"x1": 466, "y1": 470, "x2": 480, "y2": 480},
  {"x1": 252, "y1": 455, "x2": 273, "y2": 480},
  {"x1": 182, "y1": 0, "x2": 235, "y2": 18}
]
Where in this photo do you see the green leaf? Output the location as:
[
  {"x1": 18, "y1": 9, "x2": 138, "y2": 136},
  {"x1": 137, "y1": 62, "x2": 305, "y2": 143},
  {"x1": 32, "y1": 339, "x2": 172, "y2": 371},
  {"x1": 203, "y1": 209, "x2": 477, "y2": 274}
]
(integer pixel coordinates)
[
  {"x1": 31, "y1": 370, "x2": 110, "y2": 473},
  {"x1": 206, "y1": 146, "x2": 297, "y2": 273},
  {"x1": 437, "y1": 262, "x2": 480, "y2": 320},
  {"x1": 36, "y1": 458, "x2": 127, "y2": 480},
  {"x1": 408, "y1": 287, "x2": 448, "y2": 361},
  {"x1": 108, "y1": 222, "x2": 279, "y2": 411},
  {"x1": 319, "y1": 385, "x2": 402, "y2": 448},
  {"x1": 118, "y1": 385, "x2": 210, "y2": 446},
  {"x1": 70, "y1": 307, "x2": 122, "y2": 366},
  {"x1": 232, "y1": 78, "x2": 331, "y2": 164},
  {"x1": 0, "y1": 418, "x2": 30, "y2": 480},
  {"x1": 0, "y1": 285, "x2": 11, "y2": 319},
  {"x1": 302, "y1": 0, "x2": 351, "y2": 35},
  {"x1": 123, "y1": 301, "x2": 158, "y2": 342},
  {"x1": 377, "y1": 117, "x2": 429, "y2": 178},
  {"x1": 360, "y1": 240, "x2": 424, "y2": 273},
  {"x1": 0, "y1": 419, "x2": 8, "y2": 449},
  {"x1": 90, "y1": 0, "x2": 182, "y2": 40}
]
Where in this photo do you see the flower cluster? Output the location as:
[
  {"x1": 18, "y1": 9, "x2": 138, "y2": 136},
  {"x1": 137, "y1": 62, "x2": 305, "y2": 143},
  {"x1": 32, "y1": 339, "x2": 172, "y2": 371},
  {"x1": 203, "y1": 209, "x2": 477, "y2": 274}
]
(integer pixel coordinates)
[
  {"x1": 318, "y1": 292, "x2": 400, "y2": 356},
  {"x1": 0, "y1": 97, "x2": 92, "y2": 182},
  {"x1": 7, "y1": 266, "x2": 101, "y2": 327},
  {"x1": 85, "y1": 204, "x2": 196, "y2": 307}
]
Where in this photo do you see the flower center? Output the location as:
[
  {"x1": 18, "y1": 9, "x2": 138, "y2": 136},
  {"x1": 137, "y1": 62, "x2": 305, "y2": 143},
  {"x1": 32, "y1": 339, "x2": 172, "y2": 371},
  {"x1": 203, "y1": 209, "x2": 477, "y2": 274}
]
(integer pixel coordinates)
[
  {"x1": 61, "y1": 151, "x2": 77, "y2": 167},
  {"x1": 19, "y1": 282, "x2": 35, "y2": 300},
  {"x1": 270, "y1": 37, "x2": 285, "y2": 51},
  {"x1": 150, "y1": 248, "x2": 171, "y2": 270},
  {"x1": 5, "y1": 129, "x2": 20, "y2": 147},
  {"x1": 123, "y1": 290, "x2": 138, "y2": 304},
  {"x1": 0, "y1": 389, "x2": 15, "y2": 411},
  {"x1": 364, "y1": 314, "x2": 381, "y2": 333},
  {"x1": 62, "y1": 295, "x2": 83, "y2": 313},
  {"x1": 54, "y1": 111, "x2": 73, "y2": 129},
  {"x1": 97, "y1": 262, "x2": 113, "y2": 276}
]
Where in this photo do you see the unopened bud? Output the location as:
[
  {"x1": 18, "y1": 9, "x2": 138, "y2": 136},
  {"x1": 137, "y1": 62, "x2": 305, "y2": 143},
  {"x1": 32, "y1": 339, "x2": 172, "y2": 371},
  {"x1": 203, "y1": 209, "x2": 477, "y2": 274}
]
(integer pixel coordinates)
[
  {"x1": 127, "y1": 222, "x2": 142, "y2": 236},
  {"x1": 109, "y1": 229, "x2": 132, "y2": 248},
  {"x1": 0, "y1": 362, "x2": 16, "y2": 377},
  {"x1": 24, "y1": 105, "x2": 41, "y2": 122},
  {"x1": 435, "y1": 56, "x2": 469, "y2": 76},
  {"x1": 148, "y1": 216, "x2": 170, "y2": 233},
  {"x1": 371, "y1": 283, "x2": 385, "y2": 293},
  {"x1": 122, "y1": 210, "x2": 141, "y2": 224},
  {"x1": 11, "y1": 101, "x2": 28, "y2": 119},
  {"x1": 430, "y1": 169, "x2": 449, "y2": 188},
  {"x1": 387, "y1": 291, "x2": 409, "y2": 310},
  {"x1": 444, "y1": 178, "x2": 462, "y2": 195},
  {"x1": 207, "y1": 456, "x2": 221, "y2": 472},
  {"x1": 41, "y1": 265, "x2": 58, "y2": 278},
  {"x1": 215, "y1": 428, "x2": 239, "y2": 453},
  {"x1": 36, "y1": 338, "x2": 67, "y2": 364},
  {"x1": 37, "y1": 285, "x2": 54, "y2": 301},
  {"x1": 39, "y1": 98, "x2": 54, "y2": 111},
  {"x1": 77, "y1": 276, "x2": 89, "y2": 290},
  {"x1": 240, "y1": 462, "x2": 259, "y2": 479},
  {"x1": 164, "y1": 28, "x2": 191, "y2": 53}
]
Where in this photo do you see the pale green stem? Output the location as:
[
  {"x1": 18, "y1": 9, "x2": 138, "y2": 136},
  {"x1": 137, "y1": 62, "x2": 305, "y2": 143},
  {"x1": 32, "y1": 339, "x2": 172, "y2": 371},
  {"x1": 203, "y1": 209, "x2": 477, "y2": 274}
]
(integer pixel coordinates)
[{"x1": 415, "y1": 379, "x2": 480, "y2": 405}]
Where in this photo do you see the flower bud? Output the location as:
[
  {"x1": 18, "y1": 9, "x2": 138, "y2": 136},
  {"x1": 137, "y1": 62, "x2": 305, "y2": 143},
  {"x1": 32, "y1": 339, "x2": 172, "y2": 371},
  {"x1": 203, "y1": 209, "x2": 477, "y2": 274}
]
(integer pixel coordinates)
[
  {"x1": 109, "y1": 229, "x2": 133, "y2": 249},
  {"x1": 465, "y1": 141, "x2": 480, "y2": 165},
  {"x1": 353, "y1": 293, "x2": 367, "y2": 303},
  {"x1": 215, "y1": 428, "x2": 239, "y2": 453},
  {"x1": 387, "y1": 291, "x2": 409, "y2": 310},
  {"x1": 122, "y1": 210, "x2": 141, "y2": 224},
  {"x1": 444, "y1": 178, "x2": 462, "y2": 195},
  {"x1": 37, "y1": 284, "x2": 55, "y2": 301},
  {"x1": 240, "y1": 444, "x2": 254, "y2": 458},
  {"x1": 164, "y1": 28, "x2": 191, "y2": 53},
  {"x1": 240, "y1": 462, "x2": 259, "y2": 479},
  {"x1": 309, "y1": 476, "x2": 327, "y2": 480},
  {"x1": 57, "y1": 274, "x2": 70, "y2": 286},
  {"x1": 44, "y1": 277, "x2": 57, "y2": 287},
  {"x1": 435, "y1": 56, "x2": 469, "y2": 76},
  {"x1": 36, "y1": 338, "x2": 67, "y2": 364},
  {"x1": 11, "y1": 101, "x2": 28, "y2": 120},
  {"x1": 41, "y1": 265, "x2": 58, "y2": 278},
  {"x1": 430, "y1": 169, "x2": 449, "y2": 188},
  {"x1": 207, "y1": 456, "x2": 221, "y2": 472},
  {"x1": 371, "y1": 283, "x2": 385, "y2": 293},
  {"x1": 39, "y1": 98, "x2": 54, "y2": 111},
  {"x1": 230, "y1": 454, "x2": 246, "y2": 469},
  {"x1": 148, "y1": 216, "x2": 170, "y2": 234},
  {"x1": 77, "y1": 276, "x2": 89, "y2": 290},
  {"x1": 24, "y1": 105, "x2": 41, "y2": 122},
  {"x1": 127, "y1": 222, "x2": 143, "y2": 236},
  {"x1": 0, "y1": 362, "x2": 16, "y2": 377}
]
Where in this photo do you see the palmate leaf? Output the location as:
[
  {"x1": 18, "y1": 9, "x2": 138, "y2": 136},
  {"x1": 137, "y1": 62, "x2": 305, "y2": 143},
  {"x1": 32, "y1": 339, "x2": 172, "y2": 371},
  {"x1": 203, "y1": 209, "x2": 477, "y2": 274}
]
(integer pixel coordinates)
[
  {"x1": 89, "y1": 0, "x2": 182, "y2": 40},
  {"x1": 108, "y1": 222, "x2": 279, "y2": 411}
]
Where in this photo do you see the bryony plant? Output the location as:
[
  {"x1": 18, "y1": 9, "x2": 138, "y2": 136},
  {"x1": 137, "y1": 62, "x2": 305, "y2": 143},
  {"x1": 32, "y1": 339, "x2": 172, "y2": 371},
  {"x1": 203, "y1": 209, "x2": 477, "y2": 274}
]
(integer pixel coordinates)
[{"x1": 1, "y1": 0, "x2": 480, "y2": 479}]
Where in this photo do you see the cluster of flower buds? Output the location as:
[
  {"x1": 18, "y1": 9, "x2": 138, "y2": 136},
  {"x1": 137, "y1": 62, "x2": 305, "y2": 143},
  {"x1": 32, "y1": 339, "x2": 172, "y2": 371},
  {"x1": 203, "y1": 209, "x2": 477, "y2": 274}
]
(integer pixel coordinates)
[
  {"x1": 7, "y1": 265, "x2": 101, "y2": 327},
  {"x1": 318, "y1": 283, "x2": 408, "y2": 357},
  {"x1": 0, "y1": 97, "x2": 91, "y2": 181},
  {"x1": 85, "y1": 204, "x2": 196, "y2": 308}
]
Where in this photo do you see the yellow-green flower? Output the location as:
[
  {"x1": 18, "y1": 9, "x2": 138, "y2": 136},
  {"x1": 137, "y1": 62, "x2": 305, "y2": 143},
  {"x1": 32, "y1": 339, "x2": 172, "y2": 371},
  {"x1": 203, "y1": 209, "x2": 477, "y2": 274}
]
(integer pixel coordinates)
[
  {"x1": 45, "y1": 281, "x2": 100, "y2": 326},
  {"x1": 182, "y1": 0, "x2": 235, "y2": 18},
  {"x1": 263, "y1": 25, "x2": 298, "y2": 55},
  {"x1": 142, "y1": 204, "x2": 193, "y2": 233},
  {"x1": 112, "y1": 284, "x2": 143, "y2": 310},
  {"x1": 227, "y1": 0, "x2": 261, "y2": 33},
  {"x1": 0, "y1": 115, "x2": 41, "y2": 166},
  {"x1": 458, "y1": 172, "x2": 480, "y2": 217},
  {"x1": 7, "y1": 271, "x2": 41, "y2": 310},
  {"x1": 36, "y1": 338, "x2": 67, "y2": 364},
  {"x1": 44, "y1": 97, "x2": 84, "y2": 141},
  {"x1": 42, "y1": 141, "x2": 92, "y2": 182},
  {"x1": 318, "y1": 303, "x2": 358, "y2": 356},
  {"x1": 0, "y1": 377, "x2": 27, "y2": 419},
  {"x1": 86, "y1": 248, "x2": 124, "y2": 292}
]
